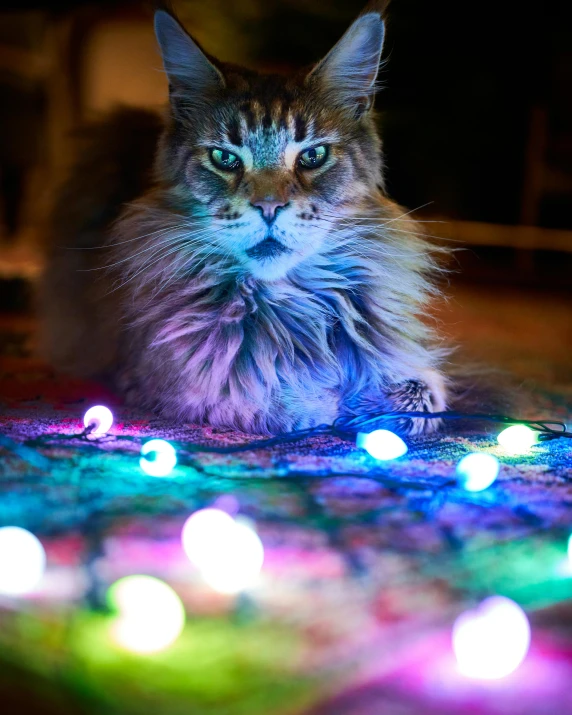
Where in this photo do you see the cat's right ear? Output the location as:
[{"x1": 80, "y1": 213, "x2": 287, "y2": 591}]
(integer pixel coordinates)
[{"x1": 154, "y1": 10, "x2": 224, "y2": 111}]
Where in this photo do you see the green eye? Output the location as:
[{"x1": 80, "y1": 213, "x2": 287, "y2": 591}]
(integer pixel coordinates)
[
  {"x1": 210, "y1": 148, "x2": 241, "y2": 171},
  {"x1": 298, "y1": 145, "x2": 328, "y2": 169}
]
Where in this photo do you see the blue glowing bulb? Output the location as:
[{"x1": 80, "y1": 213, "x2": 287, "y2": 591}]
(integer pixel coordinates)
[
  {"x1": 356, "y1": 429, "x2": 408, "y2": 461},
  {"x1": 140, "y1": 439, "x2": 177, "y2": 477},
  {"x1": 497, "y1": 425, "x2": 538, "y2": 455},
  {"x1": 453, "y1": 596, "x2": 530, "y2": 680},
  {"x1": 456, "y1": 453, "x2": 500, "y2": 492}
]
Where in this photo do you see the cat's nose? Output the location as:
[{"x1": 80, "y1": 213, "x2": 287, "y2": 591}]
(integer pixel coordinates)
[{"x1": 251, "y1": 199, "x2": 289, "y2": 225}]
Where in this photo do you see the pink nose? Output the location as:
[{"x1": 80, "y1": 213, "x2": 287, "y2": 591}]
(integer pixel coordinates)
[{"x1": 251, "y1": 199, "x2": 289, "y2": 224}]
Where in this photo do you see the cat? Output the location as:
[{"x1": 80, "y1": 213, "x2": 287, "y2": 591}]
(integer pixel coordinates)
[{"x1": 41, "y1": 5, "x2": 449, "y2": 435}]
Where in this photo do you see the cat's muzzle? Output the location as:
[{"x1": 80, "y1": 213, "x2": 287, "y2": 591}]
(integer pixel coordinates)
[{"x1": 245, "y1": 238, "x2": 291, "y2": 260}]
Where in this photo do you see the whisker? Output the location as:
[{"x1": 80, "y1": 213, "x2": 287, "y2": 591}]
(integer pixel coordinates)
[
  {"x1": 61, "y1": 223, "x2": 191, "y2": 250},
  {"x1": 77, "y1": 225, "x2": 222, "y2": 272},
  {"x1": 109, "y1": 226, "x2": 232, "y2": 298}
]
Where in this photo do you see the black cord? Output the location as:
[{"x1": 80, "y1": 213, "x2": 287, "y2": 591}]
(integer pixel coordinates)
[
  {"x1": 174, "y1": 410, "x2": 572, "y2": 455},
  {"x1": 1, "y1": 410, "x2": 569, "y2": 464},
  {"x1": 333, "y1": 411, "x2": 572, "y2": 441}
]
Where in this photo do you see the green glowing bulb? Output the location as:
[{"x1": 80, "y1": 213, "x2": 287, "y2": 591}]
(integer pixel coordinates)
[
  {"x1": 108, "y1": 575, "x2": 185, "y2": 654},
  {"x1": 497, "y1": 425, "x2": 538, "y2": 455}
]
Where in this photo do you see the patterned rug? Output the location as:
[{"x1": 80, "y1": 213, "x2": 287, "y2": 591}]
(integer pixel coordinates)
[{"x1": 0, "y1": 285, "x2": 571, "y2": 715}]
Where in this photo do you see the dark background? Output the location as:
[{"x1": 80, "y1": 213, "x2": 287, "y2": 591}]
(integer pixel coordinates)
[{"x1": 0, "y1": 0, "x2": 571, "y2": 286}]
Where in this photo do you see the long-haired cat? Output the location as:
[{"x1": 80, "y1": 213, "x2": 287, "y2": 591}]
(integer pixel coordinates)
[{"x1": 41, "y1": 5, "x2": 449, "y2": 435}]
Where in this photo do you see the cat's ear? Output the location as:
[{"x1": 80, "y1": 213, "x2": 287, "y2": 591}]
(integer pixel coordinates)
[
  {"x1": 307, "y1": 12, "x2": 385, "y2": 117},
  {"x1": 154, "y1": 10, "x2": 224, "y2": 108}
]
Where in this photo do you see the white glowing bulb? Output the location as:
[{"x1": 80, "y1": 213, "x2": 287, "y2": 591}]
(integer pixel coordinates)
[
  {"x1": 83, "y1": 405, "x2": 113, "y2": 435},
  {"x1": 181, "y1": 509, "x2": 264, "y2": 594},
  {"x1": 0, "y1": 526, "x2": 46, "y2": 596},
  {"x1": 356, "y1": 429, "x2": 408, "y2": 461},
  {"x1": 452, "y1": 596, "x2": 530, "y2": 680},
  {"x1": 140, "y1": 439, "x2": 177, "y2": 477},
  {"x1": 497, "y1": 425, "x2": 538, "y2": 455},
  {"x1": 108, "y1": 575, "x2": 185, "y2": 654},
  {"x1": 456, "y1": 453, "x2": 500, "y2": 492}
]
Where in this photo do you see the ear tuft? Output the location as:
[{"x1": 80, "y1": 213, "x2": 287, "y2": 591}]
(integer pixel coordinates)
[
  {"x1": 154, "y1": 10, "x2": 224, "y2": 103},
  {"x1": 308, "y1": 12, "x2": 385, "y2": 116}
]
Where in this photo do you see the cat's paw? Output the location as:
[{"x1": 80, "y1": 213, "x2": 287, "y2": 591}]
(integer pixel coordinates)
[{"x1": 388, "y1": 370, "x2": 447, "y2": 435}]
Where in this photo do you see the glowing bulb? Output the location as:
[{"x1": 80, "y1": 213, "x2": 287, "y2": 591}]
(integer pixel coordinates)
[
  {"x1": 181, "y1": 509, "x2": 264, "y2": 594},
  {"x1": 83, "y1": 405, "x2": 113, "y2": 435},
  {"x1": 356, "y1": 429, "x2": 407, "y2": 461},
  {"x1": 497, "y1": 425, "x2": 538, "y2": 455},
  {"x1": 181, "y1": 508, "x2": 237, "y2": 570},
  {"x1": 108, "y1": 575, "x2": 185, "y2": 654},
  {"x1": 456, "y1": 453, "x2": 500, "y2": 492},
  {"x1": 0, "y1": 526, "x2": 46, "y2": 596},
  {"x1": 452, "y1": 596, "x2": 530, "y2": 680},
  {"x1": 140, "y1": 439, "x2": 177, "y2": 477}
]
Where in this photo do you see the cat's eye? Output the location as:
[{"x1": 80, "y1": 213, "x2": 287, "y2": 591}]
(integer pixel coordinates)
[
  {"x1": 210, "y1": 148, "x2": 241, "y2": 171},
  {"x1": 298, "y1": 145, "x2": 328, "y2": 170}
]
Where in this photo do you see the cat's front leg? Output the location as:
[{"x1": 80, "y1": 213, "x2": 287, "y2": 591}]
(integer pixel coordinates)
[
  {"x1": 340, "y1": 368, "x2": 448, "y2": 436},
  {"x1": 385, "y1": 369, "x2": 448, "y2": 435}
]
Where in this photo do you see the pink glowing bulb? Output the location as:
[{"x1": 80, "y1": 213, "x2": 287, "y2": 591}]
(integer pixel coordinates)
[
  {"x1": 452, "y1": 596, "x2": 531, "y2": 680},
  {"x1": 181, "y1": 508, "x2": 264, "y2": 594},
  {"x1": 83, "y1": 405, "x2": 114, "y2": 435}
]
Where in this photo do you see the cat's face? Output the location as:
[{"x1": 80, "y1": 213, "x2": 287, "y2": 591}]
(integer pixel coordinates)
[{"x1": 155, "y1": 10, "x2": 385, "y2": 282}]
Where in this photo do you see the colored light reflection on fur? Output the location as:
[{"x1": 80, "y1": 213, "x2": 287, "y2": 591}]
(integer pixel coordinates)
[
  {"x1": 181, "y1": 509, "x2": 264, "y2": 594},
  {"x1": 497, "y1": 425, "x2": 538, "y2": 455},
  {"x1": 83, "y1": 405, "x2": 114, "y2": 435},
  {"x1": 356, "y1": 429, "x2": 408, "y2": 461},
  {"x1": 456, "y1": 453, "x2": 500, "y2": 492},
  {"x1": 108, "y1": 575, "x2": 185, "y2": 654},
  {"x1": 452, "y1": 596, "x2": 530, "y2": 680},
  {"x1": 0, "y1": 526, "x2": 46, "y2": 596},
  {"x1": 140, "y1": 439, "x2": 177, "y2": 477}
]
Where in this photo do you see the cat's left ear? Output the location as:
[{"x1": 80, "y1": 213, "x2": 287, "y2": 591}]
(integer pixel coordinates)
[{"x1": 307, "y1": 11, "x2": 385, "y2": 117}]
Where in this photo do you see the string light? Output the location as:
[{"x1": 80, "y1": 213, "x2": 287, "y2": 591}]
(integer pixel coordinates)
[
  {"x1": 452, "y1": 596, "x2": 530, "y2": 680},
  {"x1": 181, "y1": 508, "x2": 236, "y2": 570},
  {"x1": 356, "y1": 429, "x2": 408, "y2": 461},
  {"x1": 0, "y1": 526, "x2": 46, "y2": 596},
  {"x1": 140, "y1": 439, "x2": 177, "y2": 477},
  {"x1": 497, "y1": 425, "x2": 538, "y2": 455},
  {"x1": 456, "y1": 453, "x2": 500, "y2": 492},
  {"x1": 181, "y1": 509, "x2": 264, "y2": 594},
  {"x1": 107, "y1": 575, "x2": 185, "y2": 654},
  {"x1": 83, "y1": 405, "x2": 114, "y2": 436}
]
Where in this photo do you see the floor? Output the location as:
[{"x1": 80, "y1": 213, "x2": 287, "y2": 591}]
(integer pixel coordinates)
[{"x1": 0, "y1": 282, "x2": 571, "y2": 715}]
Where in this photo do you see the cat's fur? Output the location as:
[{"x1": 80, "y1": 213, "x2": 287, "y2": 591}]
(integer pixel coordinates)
[{"x1": 41, "y1": 6, "x2": 449, "y2": 435}]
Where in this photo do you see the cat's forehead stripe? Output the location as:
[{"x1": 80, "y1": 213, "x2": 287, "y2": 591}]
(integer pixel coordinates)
[
  {"x1": 294, "y1": 116, "x2": 307, "y2": 143},
  {"x1": 226, "y1": 117, "x2": 242, "y2": 147},
  {"x1": 239, "y1": 102, "x2": 256, "y2": 131}
]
